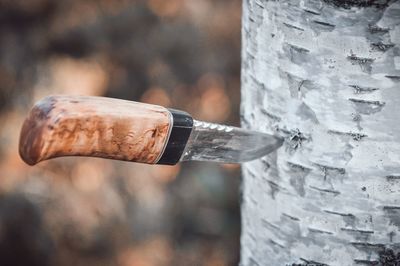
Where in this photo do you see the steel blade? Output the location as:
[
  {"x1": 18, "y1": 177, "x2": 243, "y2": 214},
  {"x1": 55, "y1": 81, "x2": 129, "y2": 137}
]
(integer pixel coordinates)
[{"x1": 180, "y1": 120, "x2": 283, "y2": 163}]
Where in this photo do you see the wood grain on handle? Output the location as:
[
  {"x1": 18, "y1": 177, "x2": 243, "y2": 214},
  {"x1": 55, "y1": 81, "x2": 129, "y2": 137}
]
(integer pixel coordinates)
[{"x1": 19, "y1": 95, "x2": 172, "y2": 165}]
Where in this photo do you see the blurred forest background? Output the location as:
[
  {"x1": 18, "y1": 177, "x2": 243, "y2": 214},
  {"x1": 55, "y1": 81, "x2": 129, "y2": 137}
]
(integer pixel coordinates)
[{"x1": 0, "y1": 0, "x2": 242, "y2": 265}]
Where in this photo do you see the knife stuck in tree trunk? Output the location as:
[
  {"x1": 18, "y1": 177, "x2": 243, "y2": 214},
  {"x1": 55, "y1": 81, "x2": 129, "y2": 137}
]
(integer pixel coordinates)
[{"x1": 19, "y1": 95, "x2": 283, "y2": 165}]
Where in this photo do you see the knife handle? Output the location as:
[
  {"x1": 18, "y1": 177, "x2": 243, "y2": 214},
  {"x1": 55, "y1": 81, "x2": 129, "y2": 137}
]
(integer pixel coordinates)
[{"x1": 19, "y1": 95, "x2": 193, "y2": 166}]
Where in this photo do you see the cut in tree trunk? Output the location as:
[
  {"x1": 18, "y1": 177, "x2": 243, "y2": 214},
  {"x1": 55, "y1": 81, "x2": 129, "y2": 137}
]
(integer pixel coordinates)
[{"x1": 240, "y1": 1, "x2": 400, "y2": 265}]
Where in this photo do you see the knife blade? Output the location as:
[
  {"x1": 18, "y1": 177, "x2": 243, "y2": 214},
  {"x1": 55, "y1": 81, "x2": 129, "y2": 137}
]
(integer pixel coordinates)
[
  {"x1": 180, "y1": 120, "x2": 282, "y2": 163},
  {"x1": 19, "y1": 95, "x2": 283, "y2": 165}
]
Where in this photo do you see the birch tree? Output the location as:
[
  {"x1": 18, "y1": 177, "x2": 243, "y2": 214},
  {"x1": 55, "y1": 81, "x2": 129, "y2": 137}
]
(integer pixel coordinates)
[{"x1": 240, "y1": 1, "x2": 400, "y2": 265}]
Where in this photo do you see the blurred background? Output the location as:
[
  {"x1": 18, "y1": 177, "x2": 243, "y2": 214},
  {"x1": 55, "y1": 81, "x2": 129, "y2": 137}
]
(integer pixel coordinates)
[{"x1": 0, "y1": 0, "x2": 241, "y2": 265}]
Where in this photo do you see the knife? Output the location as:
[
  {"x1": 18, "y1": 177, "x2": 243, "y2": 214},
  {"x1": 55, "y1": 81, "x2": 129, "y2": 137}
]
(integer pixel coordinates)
[{"x1": 19, "y1": 95, "x2": 283, "y2": 165}]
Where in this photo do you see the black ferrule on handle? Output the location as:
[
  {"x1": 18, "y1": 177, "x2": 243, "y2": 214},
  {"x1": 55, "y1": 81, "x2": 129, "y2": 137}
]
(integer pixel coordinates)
[{"x1": 157, "y1": 109, "x2": 193, "y2": 165}]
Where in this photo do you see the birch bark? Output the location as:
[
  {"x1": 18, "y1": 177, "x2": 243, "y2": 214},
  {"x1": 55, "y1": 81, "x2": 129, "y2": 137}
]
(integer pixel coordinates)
[{"x1": 240, "y1": 1, "x2": 400, "y2": 265}]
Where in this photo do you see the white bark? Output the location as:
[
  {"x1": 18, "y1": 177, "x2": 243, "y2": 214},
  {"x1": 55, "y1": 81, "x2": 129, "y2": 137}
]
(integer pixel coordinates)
[{"x1": 240, "y1": 1, "x2": 400, "y2": 265}]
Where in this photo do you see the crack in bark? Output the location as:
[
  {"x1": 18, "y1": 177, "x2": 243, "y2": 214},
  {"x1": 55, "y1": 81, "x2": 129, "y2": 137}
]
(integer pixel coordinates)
[
  {"x1": 350, "y1": 242, "x2": 386, "y2": 253},
  {"x1": 347, "y1": 55, "x2": 375, "y2": 73},
  {"x1": 269, "y1": 239, "x2": 286, "y2": 248},
  {"x1": 378, "y1": 248, "x2": 400, "y2": 265},
  {"x1": 287, "y1": 162, "x2": 312, "y2": 172},
  {"x1": 299, "y1": 257, "x2": 329, "y2": 266},
  {"x1": 371, "y1": 42, "x2": 395, "y2": 52},
  {"x1": 287, "y1": 129, "x2": 308, "y2": 150},
  {"x1": 385, "y1": 75, "x2": 400, "y2": 82},
  {"x1": 309, "y1": 185, "x2": 341, "y2": 195},
  {"x1": 383, "y1": 206, "x2": 400, "y2": 210},
  {"x1": 287, "y1": 43, "x2": 310, "y2": 54},
  {"x1": 283, "y1": 22, "x2": 305, "y2": 31},
  {"x1": 386, "y1": 175, "x2": 400, "y2": 180},
  {"x1": 349, "y1": 85, "x2": 379, "y2": 94},
  {"x1": 368, "y1": 24, "x2": 390, "y2": 34},
  {"x1": 349, "y1": 98, "x2": 386, "y2": 115},
  {"x1": 308, "y1": 227, "x2": 334, "y2": 235},
  {"x1": 282, "y1": 213, "x2": 300, "y2": 221},
  {"x1": 341, "y1": 228, "x2": 374, "y2": 234},
  {"x1": 324, "y1": 210, "x2": 355, "y2": 217},
  {"x1": 312, "y1": 20, "x2": 336, "y2": 29},
  {"x1": 327, "y1": 130, "x2": 368, "y2": 141},
  {"x1": 323, "y1": 0, "x2": 392, "y2": 9},
  {"x1": 347, "y1": 55, "x2": 375, "y2": 64},
  {"x1": 260, "y1": 109, "x2": 281, "y2": 122},
  {"x1": 263, "y1": 179, "x2": 289, "y2": 198},
  {"x1": 303, "y1": 9, "x2": 321, "y2": 15},
  {"x1": 249, "y1": 257, "x2": 261, "y2": 266},
  {"x1": 313, "y1": 163, "x2": 346, "y2": 179},
  {"x1": 353, "y1": 259, "x2": 379, "y2": 265},
  {"x1": 254, "y1": 1, "x2": 264, "y2": 9},
  {"x1": 261, "y1": 218, "x2": 281, "y2": 231}
]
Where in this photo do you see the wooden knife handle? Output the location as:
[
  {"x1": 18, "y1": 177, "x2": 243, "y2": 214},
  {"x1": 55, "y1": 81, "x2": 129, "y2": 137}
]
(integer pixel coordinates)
[{"x1": 19, "y1": 95, "x2": 177, "y2": 165}]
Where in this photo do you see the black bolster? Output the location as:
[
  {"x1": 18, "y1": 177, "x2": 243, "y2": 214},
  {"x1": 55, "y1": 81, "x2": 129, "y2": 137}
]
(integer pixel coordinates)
[{"x1": 157, "y1": 108, "x2": 193, "y2": 165}]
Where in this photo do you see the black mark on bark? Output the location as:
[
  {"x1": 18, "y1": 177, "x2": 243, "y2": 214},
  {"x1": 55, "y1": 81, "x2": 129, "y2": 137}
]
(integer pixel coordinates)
[
  {"x1": 287, "y1": 162, "x2": 312, "y2": 172},
  {"x1": 282, "y1": 212, "x2": 300, "y2": 221},
  {"x1": 287, "y1": 129, "x2": 308, "y2": 150},
  {"x1": 261, "y1": 218, "x2": 280, "y2": 231},
  {"x1": 353, "y1": 259, "x2": 379, "y2": 265},
  {"x1": 303, "y1": 9, "x2": 321, "y2": 15},
  {"x1": 385, "y1": 75, "x2": 400, "y2": 82},
  {"x1": 254, "y1": 1, "x2": 264, "y2": 9},
  {"x1": 287, "y1": 43, "x2": 310, "y2": 54},
  {"x1": 249, "y1": 257, "x2": 261, "y2": 266},
  {"x1": 312, "y1": 20, "x2": 336, "y2": 30},
  {"x1": 350, "y1": 242, "x2": 386, "y2": 253},
  {"x1": 378, "y1": 248, "x2": 400, "y2": 265},
  {"x1": 386, "y1": 175, "x2": 400, "y2": 180},
  {"x1": 368, "y1": 24, "x2": 390, "y2": 34},
  {"x1": 323, "y1": 0, "x2": 391, "y2": 9},
  {"x1": 269, "y1": 239, "x2": 285, "y2": 248},
  {"x1": 371, "y1": 42, "x2": 395, "y2": 52},
  {"x1": 309, "y1": 185, "x2": 340, "y2": 195},
  {"x1": 261, "y1": 158, "x2": 271, "y2": 172},
  {"x1": 246, "y1": 168, "x2": 257, "y2": 179},
  {"x1": 308, "y1": 227, "x2": 334, "y2": 235},
  {"x1": 263, "y1": 179, "x2": 285, "y2": 199},
  {"x1": 349, "y1": 85, "x2": 379, "y2": 94},
  {"x1": 283, "y1": 22, "x2": 305, "y2": 31},
  {"x1": 342, "y1": 227, "x2": 374, "y2": 241},
  {"x1": 313, "y1": 163, "x2": 346, "y2": 180},
  {"x1": 347, "y1": 55, "x2": 375, "y2": 73},
  {"x1": 341, "y1": 228, "x2": 374, "y2": 234},
  {"x1": 349, "y1": 98, "x2": 385, "y2": 115},
  {"x1": 324, "y1": 210, "x2": 357, "y2": 227},
  {"x1": 260, "y1": 109, "x2": 281, "y2": 122},
  {"x1": 328, "y1": 130, "x2": 367, "y2": 141},
  {"x1": 299, "y1": 257, "x2": 329, "y2": 266}
]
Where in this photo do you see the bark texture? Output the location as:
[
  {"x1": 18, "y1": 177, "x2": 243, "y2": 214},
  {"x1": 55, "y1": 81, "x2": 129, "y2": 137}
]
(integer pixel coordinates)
[{"x1": 241, "y1": 1, "x2": 400, "y2": 265}]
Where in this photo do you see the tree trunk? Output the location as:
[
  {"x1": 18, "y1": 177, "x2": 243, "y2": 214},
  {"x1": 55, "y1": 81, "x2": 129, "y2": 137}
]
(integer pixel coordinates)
[{"x1": 240, "y1": 1, "x2": 400, "y2": 265}]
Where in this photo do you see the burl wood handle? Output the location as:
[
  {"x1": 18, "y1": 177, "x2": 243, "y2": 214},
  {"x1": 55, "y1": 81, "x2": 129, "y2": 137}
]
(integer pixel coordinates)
[{"x1": 19, "y1": 95, "x2": 193, "y2": 165}]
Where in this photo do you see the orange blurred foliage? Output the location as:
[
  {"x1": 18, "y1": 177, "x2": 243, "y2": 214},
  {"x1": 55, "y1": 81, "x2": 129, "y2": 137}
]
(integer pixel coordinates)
[
  {"x1": 147, "y1": 0, "x2": 184, "y2": 18},
  {"x1": 141, "y1": 87, "x2": 172, "y2": 108},
  {"x1": 118, "y1": 237, "x2": 173, "y2": 266},
  {"x1": 197, "y1": 74, "x2": 231, "y2": 122}
]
